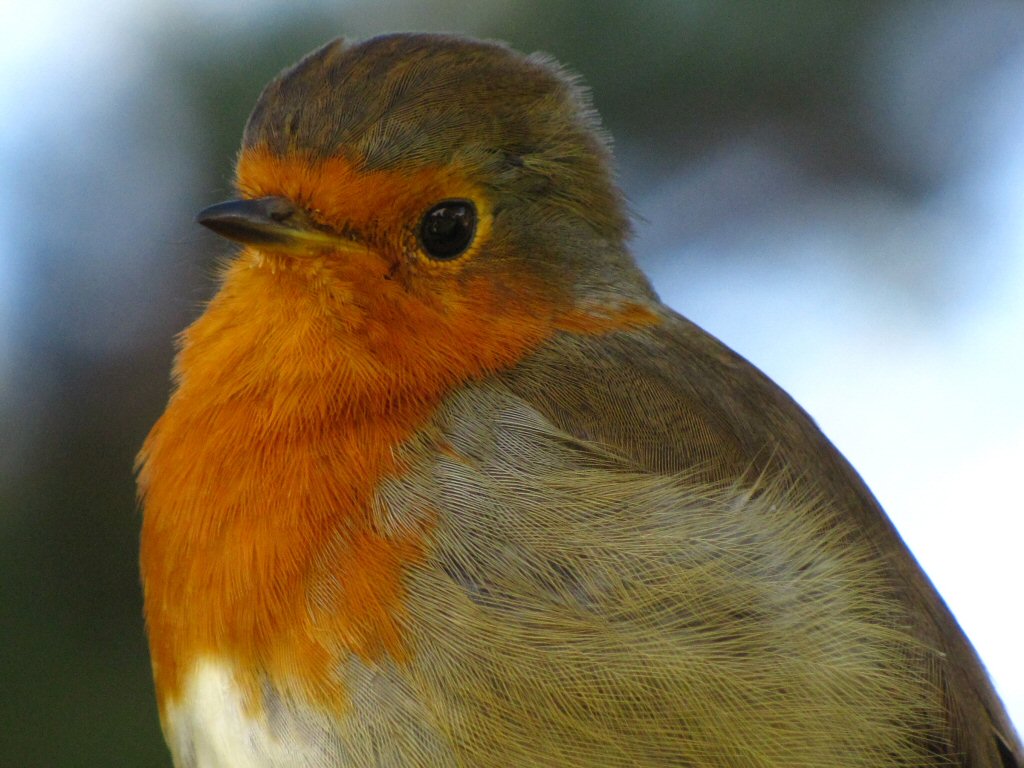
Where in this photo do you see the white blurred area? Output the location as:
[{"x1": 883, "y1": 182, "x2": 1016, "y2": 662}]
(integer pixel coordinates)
[{"x1": 2, "y1": 0, "x2": 1021, "y2": 737}]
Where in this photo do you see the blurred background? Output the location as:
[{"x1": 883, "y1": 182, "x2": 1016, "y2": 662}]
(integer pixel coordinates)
[{"x1": 2, "y1": 1, "x2": 1022, "y2": 764}]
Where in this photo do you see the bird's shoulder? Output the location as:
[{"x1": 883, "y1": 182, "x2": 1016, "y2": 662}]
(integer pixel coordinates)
[{"x1": 500, "y1": 306, "x2": 840, "y2": 485}]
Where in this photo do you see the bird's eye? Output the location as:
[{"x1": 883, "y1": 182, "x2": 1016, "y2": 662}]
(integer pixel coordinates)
[{"x1": 418, "y1": 200, "x2": 477, "y2": 260}]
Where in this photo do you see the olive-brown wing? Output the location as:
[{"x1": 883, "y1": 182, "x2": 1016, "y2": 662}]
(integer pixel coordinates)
[{"x1": 487, "y1": 308, "x2": 1022, "y2": 768}]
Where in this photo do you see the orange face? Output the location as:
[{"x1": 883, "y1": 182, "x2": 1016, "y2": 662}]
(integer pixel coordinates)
[
  {"x1": 235, "y1": 147, "x2": 495, "y2": 274},
  {"x1": 228, "y1": 147, "x2": 571, "y2": 411}
]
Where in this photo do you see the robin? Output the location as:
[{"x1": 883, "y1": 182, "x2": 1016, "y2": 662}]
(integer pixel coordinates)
[{"x1": 138, "y1": 33, "x2": 1021, "y2": 768}]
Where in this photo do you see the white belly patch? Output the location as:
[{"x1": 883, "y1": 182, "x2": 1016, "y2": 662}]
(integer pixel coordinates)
[{"x1": 165, "y1": 659, "x2": 339, "y2": 768}]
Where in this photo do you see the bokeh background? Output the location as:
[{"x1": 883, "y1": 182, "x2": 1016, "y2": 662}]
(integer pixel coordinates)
[{"x1": 2, "y1": 1, "x2": 1022, "y2": 765}]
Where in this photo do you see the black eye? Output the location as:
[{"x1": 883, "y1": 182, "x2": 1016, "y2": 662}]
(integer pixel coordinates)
[{"x1": 418, "y1": 200, "x2": 477, "y2": 260}]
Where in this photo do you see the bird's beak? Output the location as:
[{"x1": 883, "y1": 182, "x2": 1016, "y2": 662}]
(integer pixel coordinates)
[{"x1": 196, "y1": 196, "x2": 363, "y2": 254}]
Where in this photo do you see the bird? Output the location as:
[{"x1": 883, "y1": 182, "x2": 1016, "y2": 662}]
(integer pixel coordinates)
[{"x1": 137, "y1": 32, "x2": 1022, "y2": 768}]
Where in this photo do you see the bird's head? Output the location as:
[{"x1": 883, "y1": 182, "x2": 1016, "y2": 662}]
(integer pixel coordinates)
[{"x1": 192, "y1": 34, "x2": 656, "y2": 409}]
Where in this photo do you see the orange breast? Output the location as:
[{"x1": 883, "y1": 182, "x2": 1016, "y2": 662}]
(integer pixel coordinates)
[{"x1": 139, "y1": 266, "x2": 426, "y2": 716}]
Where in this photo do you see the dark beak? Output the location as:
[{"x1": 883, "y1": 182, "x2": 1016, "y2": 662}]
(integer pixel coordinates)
[{"x1": 196, "y1": 196, "x2": 362, "y2": 253}]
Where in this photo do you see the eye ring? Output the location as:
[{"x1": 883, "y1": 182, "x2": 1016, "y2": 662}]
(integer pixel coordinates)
[{"x1": 418, "y1": 199, "x2": 477, "y2": 260}]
